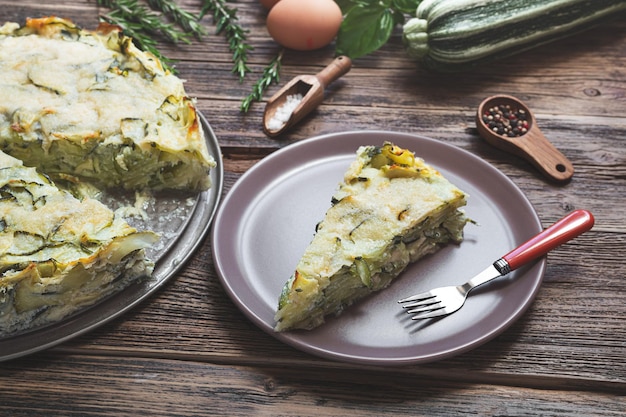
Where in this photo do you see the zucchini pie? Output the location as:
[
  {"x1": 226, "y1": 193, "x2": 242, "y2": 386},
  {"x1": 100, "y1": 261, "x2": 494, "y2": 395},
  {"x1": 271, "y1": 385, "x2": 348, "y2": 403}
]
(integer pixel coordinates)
[
  {"x1": 274, "y1": 142, "x2": 470, "y2": 331},
  {"x1": 0, "y1": 17, "x2": 215, "y2": 191}
]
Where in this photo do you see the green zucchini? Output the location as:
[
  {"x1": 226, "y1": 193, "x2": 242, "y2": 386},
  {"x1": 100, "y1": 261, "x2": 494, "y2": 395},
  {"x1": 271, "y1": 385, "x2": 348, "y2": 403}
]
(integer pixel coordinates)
[{"x1": 402, "y1": 0, "x2": 626, "y2": 71}]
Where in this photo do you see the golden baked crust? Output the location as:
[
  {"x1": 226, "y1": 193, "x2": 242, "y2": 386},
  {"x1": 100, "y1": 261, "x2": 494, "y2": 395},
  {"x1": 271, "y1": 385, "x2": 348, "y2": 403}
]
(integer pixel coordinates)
[
  {"x1": 274, "y1": 142, "x2": 469, "y2": 331},
  {"x1": 0, "y1": 17, "x2": 215, "y2": 191}
]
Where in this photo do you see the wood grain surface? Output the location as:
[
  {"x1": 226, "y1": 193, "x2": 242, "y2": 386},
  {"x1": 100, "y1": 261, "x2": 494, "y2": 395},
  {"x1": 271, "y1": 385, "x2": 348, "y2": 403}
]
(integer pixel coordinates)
[{"x1": 0, "y1": 1, "x2": 624, "y2": 415}]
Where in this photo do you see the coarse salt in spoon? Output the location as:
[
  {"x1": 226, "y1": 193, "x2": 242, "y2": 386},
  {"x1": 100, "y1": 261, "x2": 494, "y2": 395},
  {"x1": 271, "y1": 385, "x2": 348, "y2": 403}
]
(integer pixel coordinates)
[
  {"x1": 476, "y1": 94, "x2": 574, "y2": 183},
  {"x1": 263, "y1": 56, "x2": 352, "y2": 137}
]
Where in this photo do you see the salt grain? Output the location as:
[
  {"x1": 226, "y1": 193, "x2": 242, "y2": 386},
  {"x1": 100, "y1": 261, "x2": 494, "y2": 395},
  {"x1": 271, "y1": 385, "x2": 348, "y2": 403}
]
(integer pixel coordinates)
[{"x1": 267, "y1": 93, "x2": 303, "y2": 131}]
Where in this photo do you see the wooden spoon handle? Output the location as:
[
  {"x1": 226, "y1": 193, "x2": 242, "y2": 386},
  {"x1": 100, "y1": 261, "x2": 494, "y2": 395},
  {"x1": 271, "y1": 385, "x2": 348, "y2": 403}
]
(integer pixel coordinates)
[
  {"x1": 315, "y1": 56, "x2": 352, "y2": 88},
  {"x1": 508, "y1": 126, "x2": 574, "y2": 183}
]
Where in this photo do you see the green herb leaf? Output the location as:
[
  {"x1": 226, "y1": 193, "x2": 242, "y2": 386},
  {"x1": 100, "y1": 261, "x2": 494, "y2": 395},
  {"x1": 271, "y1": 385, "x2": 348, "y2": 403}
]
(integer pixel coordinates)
[
  {"x1": 98, "y1": 0, "x2": 199, "y2": 73},
  {"x1": 334, "y1": 0, "x2": 360, "y2": 12},
  {"x1": 240, "y1": 49, "x2": 283, "y2": 113},
  {"x1": 334, "y1": 0, "x2": 421, "y2": 59},
  {"x1": 201, "y1": 0, "x2": 253, "y2": 81},
  {"x1": 392, "y1": 0, "x2": 421, "y2": 15},
  {"x1": 335, "y1": 4, "x2": 399, "y2": 59},
  {"x1": 147, "y1": 0, "x2": 206, "y2": 39}
]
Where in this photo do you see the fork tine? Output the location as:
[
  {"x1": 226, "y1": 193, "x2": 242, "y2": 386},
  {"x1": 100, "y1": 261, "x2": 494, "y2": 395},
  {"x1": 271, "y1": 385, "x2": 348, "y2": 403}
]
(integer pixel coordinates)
[
  {"x1": 400, "y1": 297, "x2": 440, "y2": 309},
  {"x1": 405, "y1": 301, "x2": 442, "y2": 314},
  {"x1": 408, "y1": 308, "x2": 449, "y2": 320},
  {"x1": 397, "y1": 291, "x2": 434, "y2": 304}
]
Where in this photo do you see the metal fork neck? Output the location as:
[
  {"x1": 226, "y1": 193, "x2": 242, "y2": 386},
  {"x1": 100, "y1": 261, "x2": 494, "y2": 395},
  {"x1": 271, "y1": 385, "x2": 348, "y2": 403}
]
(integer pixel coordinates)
[{"x1": 463, "y1": 263, "x2": 502, "y2": 292}]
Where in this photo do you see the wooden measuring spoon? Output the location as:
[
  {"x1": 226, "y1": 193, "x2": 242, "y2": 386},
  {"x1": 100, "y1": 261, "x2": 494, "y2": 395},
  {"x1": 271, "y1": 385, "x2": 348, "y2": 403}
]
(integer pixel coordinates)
[
  {"x1": 263, "y1": 56, "x2": 352, "y2": 137},
  {"x1": 476, "y1": 94, "x2": 574, "y2": 183}
]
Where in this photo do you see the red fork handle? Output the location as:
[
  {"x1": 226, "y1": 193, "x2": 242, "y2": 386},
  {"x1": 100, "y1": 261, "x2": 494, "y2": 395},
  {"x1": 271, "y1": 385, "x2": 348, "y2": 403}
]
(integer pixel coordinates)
[{"x1": 502, "y1": 209, "x2": 595, "y2": 271}]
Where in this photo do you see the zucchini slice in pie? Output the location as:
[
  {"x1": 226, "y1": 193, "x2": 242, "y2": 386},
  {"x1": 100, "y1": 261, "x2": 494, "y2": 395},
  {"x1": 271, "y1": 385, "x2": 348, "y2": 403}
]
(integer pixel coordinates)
[
  {"x1": 0, "y1": 151, "x2": 158, "y2": 336},
  {"x1": 0, "y1": 17, "x2": 215, "y2": 191},
  {"x1": 274, "y1": 142, "x2": 469, "y2": 331}
]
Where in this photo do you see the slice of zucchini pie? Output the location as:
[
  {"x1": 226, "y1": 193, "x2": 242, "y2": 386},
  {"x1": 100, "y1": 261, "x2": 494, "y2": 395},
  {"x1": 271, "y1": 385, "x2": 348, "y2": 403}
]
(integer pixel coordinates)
[
  {"x1": 0, "y1": 151, "x2": 158, "y2": 336},
  {"x1": 0, "y1": 17, "x2": 215, "y2": 191},
  {"x1": 274, "y1": 142, "x2": 470, "y2": 331}
]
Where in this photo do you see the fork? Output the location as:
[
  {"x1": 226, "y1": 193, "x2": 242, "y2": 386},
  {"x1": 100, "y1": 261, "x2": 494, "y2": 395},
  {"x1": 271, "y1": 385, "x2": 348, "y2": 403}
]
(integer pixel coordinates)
[{"x1": 398, "y1": 209, "x2": 594, "y2": 320}]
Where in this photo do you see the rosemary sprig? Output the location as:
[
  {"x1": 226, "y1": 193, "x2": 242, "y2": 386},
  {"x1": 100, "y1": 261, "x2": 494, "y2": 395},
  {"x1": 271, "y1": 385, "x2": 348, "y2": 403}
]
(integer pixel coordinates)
[
  {"x1": 200, "y1": 0, "x2": 253, "y2": 82},
  {"x1": 97, "y1": 0, "x2": 194, "y2": 72},
  {"x1": 240, "y1": 49, "x2": 284, "y2": 113},
  {"x1": 146, "y1": 0, "x2": 206, "y2": 39},
  {"x1": 98, "y1": 0, "x2": 281, "y2": 112}
]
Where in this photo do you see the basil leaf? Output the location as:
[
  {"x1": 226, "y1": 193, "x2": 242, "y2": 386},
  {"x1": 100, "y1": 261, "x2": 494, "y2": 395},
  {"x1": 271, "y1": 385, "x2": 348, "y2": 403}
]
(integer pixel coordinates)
[
  {"x1": 334, "y1": 0, "x2": 358, "y2": 13},
  {"x1": 392, "y1": 0, "x2": 421, "y2": 15},
  {"x1": 335, "y1": 4, "x2": 397, "y2": 59}
]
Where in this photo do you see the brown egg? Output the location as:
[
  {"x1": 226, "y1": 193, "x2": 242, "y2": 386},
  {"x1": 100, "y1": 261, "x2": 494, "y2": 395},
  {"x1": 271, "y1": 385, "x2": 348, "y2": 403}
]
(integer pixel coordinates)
[{"x1": 266, "y1": 0, "x2": 343, "y2": 51}]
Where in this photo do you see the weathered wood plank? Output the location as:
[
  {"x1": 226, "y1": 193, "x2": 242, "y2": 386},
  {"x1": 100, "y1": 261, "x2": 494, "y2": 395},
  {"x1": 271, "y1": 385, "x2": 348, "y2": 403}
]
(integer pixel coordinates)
[
  {"x1": 0, "y1": 1, "x2": 624, "y2": 415},
  {"x1": 1, "y1": 355, "x2": 624, "y2": 416}
]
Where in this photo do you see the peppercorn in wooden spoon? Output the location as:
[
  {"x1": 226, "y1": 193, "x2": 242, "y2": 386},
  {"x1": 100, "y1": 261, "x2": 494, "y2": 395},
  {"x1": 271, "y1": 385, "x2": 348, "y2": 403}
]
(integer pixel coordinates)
[{"x1": 476, "y1": 94, "x2": 574, "y2": 183}]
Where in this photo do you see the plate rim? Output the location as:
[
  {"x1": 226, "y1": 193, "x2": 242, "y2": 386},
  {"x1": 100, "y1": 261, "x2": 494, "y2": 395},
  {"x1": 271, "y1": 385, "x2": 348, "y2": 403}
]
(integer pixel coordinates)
[
  {"x1": 212, "y1": 130, "x2": 544, "y2": 365},
  {"x1": 0, "y1": 112, "x2": 224, "y2": 362}
]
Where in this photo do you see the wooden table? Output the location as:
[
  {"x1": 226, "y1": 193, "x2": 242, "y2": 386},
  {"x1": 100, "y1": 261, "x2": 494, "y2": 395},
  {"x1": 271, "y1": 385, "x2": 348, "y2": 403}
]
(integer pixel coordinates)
[{"x1": 1, "y1": 1, "x2": 625, "y2": 415}]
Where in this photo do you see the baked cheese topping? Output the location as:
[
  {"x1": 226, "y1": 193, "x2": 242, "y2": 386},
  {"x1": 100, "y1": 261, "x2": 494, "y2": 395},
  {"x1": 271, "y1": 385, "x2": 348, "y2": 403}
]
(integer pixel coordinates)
[
  {"x1": 274, "y1": 142, "x2": 469, "y2": 331},
  {"x1": 0, "y1": 17, "x2": 215, "y2": 191},
  {"x1": 0, "y1": 150, "x2": 158, "y2": 336}
]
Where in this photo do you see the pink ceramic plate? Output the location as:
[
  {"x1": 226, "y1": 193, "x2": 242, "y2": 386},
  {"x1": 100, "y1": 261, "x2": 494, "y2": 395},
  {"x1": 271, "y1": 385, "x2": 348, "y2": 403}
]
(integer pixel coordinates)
[{"x1": 212, "y1": 131, "x2": 544, "y2": 365}]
